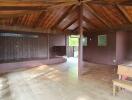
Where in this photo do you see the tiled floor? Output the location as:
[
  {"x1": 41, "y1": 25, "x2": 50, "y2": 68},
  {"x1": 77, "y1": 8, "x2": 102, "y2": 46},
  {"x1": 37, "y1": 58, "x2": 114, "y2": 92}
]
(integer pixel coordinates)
[{"x1": 0, "y1": 58, "x2": 132, "y2": 100}]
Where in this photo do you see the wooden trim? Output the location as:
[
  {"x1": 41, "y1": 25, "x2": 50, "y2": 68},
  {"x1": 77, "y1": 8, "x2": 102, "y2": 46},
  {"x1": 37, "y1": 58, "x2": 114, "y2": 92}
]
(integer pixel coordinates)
[{"x1": 0, "y1": 25, "x2": 75, "y2": 35}]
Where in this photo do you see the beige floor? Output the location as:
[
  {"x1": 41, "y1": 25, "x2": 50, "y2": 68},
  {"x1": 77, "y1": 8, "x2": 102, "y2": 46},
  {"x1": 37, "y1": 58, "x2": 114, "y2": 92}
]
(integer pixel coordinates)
[{"x1": 0, "y1": 58, "x2": 132, "y2": 100}]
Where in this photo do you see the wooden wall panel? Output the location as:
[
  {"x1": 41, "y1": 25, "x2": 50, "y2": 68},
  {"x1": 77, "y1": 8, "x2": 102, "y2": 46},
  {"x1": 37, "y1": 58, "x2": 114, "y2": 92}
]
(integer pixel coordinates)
[{"x1": 0, "y1": 33, "x2": 48, "y2": 63}]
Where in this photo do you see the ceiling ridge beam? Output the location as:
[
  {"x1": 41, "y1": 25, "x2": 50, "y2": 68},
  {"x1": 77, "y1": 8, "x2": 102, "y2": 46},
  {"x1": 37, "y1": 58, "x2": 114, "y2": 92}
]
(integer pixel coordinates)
[
  {"x1": 84, "y1": 3, "x2": 112, "y2": 29},
  {"x1": 52, "y1": 5, "x2": 77, "y2": 29}
]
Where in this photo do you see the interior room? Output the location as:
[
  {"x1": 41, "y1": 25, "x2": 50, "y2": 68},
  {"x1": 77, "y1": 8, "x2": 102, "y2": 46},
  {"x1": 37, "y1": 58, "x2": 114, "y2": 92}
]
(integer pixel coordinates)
[{"x1": 0, "y1": 0, "x2": 132, "y2": 100}]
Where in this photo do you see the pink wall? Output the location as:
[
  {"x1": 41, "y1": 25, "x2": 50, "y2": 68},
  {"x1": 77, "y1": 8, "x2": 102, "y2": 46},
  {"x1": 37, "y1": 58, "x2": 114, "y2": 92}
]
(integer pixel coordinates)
[
  {"x1": 83, "y1": 32, "x2": 116, "y2": 65},
  {"x1": 83, "y1": 31, "x2": 132, "y2": 65},
  {"x1": 116, "y1": 31, "x2": 128, "y2": 64}
]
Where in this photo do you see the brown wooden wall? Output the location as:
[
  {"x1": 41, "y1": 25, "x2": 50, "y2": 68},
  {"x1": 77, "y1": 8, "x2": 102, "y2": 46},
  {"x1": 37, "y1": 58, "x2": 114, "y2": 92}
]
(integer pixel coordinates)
[{"x1": 0, "y1": 33, "x2": 48, "y2": 62}]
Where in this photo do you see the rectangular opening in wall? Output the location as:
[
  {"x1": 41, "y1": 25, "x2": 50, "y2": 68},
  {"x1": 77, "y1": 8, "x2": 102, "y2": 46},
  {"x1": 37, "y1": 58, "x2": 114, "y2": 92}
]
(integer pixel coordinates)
[
  {"x1": 98, "y1": 35, "x2": 107, "y2": 46},
  {"x1": 69, "y1": 35, "x2": 79, "y2": 46},
  {"x1": 83, "y1": 37, "x2": 87, "y2": 46}
]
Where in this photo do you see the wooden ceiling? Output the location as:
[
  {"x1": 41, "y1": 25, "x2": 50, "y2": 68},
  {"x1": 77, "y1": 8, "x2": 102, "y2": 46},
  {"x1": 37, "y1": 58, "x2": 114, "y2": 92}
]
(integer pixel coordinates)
[{"x1": 0, "y1": 0, "x2": 132, "y2": 34}]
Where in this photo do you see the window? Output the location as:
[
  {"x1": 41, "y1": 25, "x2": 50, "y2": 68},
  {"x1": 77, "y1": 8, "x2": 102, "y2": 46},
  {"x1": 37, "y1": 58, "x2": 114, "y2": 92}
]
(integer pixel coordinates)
[
  {"x1": 83, "y1": 37, "x2": 87, "y2": 46},
  {"x1": 68, "y1": 35, "x2": 88, "y2": 46},
  {"x1": 98, "y1": 35, "x2": 107, "y2": 46},
  {"x1": 69, "y1": 36, "x2": 79, "y2": 46}
]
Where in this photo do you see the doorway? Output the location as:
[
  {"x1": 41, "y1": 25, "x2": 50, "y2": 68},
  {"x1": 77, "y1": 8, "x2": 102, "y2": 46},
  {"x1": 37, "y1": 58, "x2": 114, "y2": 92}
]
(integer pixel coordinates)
[{"x1": 68, "y1": 35, "x2": 79, "y2": 58}]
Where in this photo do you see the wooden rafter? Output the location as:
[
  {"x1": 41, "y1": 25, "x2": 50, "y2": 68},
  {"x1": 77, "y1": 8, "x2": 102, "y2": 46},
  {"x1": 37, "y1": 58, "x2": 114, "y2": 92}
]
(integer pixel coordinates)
[
  {"x1": 84, "y1": 3, "x2": 112, "y2": 29},
  {"x1": 32, "y1": 11, "x2": 46, "y2": 28},
  {"x1": 63, "y1": 18, "x2": 78, "y2": 30},
  {"x1": 83, "y1": 0, "x2": 132, "y2": 6},
  {"x1": 52, "y1": 5, "x2": 77, "y2": 29},
  {"x1": 0, "y1": 10, "x2": 42, "y2": 19},
  {"x1": 89, "y1": 24, "x2": 132, "y2": 33},
  {"x1": 0, "y1": 1, "x2": 77, "y2": 11},
  {"x1": 83, "y1": 27, "x2": 90, "y2": 33},
  {"x1": 72, "y1": 26, "x2": 79, "y2": 32},
  {"x1": 116, "y1": 5, "x2": 132, "y2": 23},
  {"x1": 83, "y1": 16, "x2": 97, "y2": 29}
]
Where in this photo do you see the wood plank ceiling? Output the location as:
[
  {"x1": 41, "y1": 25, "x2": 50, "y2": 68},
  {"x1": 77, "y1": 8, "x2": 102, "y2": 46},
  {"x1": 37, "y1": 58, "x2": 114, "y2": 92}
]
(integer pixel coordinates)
[{"x1": 0, "y1": 0, "x2": 131, "y2": 34}]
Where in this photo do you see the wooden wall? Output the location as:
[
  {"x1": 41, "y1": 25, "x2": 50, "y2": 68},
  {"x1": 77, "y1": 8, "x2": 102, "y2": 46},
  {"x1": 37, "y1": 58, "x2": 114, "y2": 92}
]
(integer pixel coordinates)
[{"x1": 0, "y1": 33, "x2": 48, "y2": 62}]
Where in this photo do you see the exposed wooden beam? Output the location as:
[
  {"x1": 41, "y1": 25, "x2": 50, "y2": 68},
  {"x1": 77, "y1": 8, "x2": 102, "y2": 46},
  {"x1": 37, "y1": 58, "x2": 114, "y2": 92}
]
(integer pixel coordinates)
[
  {"x1": 52, "y1": 5, "x2": 77, "y2": 29},
  {"x1": 63, "y1": 18, "x2": 78, "y2": 30},
  {"x1": 83, "y1": 16, "x2": 97, "y2": 29},
  {"x1": 87, "y1": 24, "x2": 132, "y2": 33},
  {"x1": 72, "y1": 26, "x2": 79, "y2": 32},
  {"x1": 0, "y1": 1, "x2": 77, "y2": 11},
  {"x1": 83, "y1": 26, "x2": 90, "y2": 33},
  {"x1": 0, "y1": 10, "x2": 42, "y2": 19},
  {"x1": 116, "y1": 5, "x2": 132, "y2": 23},
  {"x1": 83, "y1": 0, "x2": 132, "y2": 6},
  {"x1": 32, "y1": 11, "x2": 46, "y2": 28},
  {"x1": 0, "y1": 25, "x2": 75, "y2": 35},
  {"x1": 84, "y1": 3, "x2": 112, "y2": 29}
]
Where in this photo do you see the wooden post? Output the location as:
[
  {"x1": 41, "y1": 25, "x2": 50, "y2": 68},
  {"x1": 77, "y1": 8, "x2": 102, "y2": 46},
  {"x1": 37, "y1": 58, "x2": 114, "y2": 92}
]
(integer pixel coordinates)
[
  {"x1": 78, "y1": 3, "x2": 84, "y2": 76},
  {"x1": 47, "y1": 34, "x2": 50, "y2": 60},
  {"x1": 66, "y1": 34, "x2": 69, "y2": 58}
]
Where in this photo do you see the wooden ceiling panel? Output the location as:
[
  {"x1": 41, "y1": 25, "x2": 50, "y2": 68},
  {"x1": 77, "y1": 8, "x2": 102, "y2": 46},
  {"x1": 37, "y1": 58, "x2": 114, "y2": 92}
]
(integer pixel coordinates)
[
  {"x1": 0, "y1": 0, "x2": 131, "y2": 34},
  {"x1": 118, "y1": 6, "x2": 132, "y2": 23},
  {"x1": 57, "y1": 10, "x2": 78, "y2": 30},
  {"x1": 101, "y1": 5, "x2": 128, "y2": 25},
  {"x1": 82, "y1": 20, "x2": 95, "y2": 31},
  {"x1": 85, "y1": 3, "x2": 129, "y2": 28},
  {"x1": 41, "y1": 6, "x2": 70, "y2": 29},
  {"x1": 83, "y1": 5, "x2": 107, "y2": 30},
  {"x1": 67, "y1": 20, "x2": 78, "y2": 30}
]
